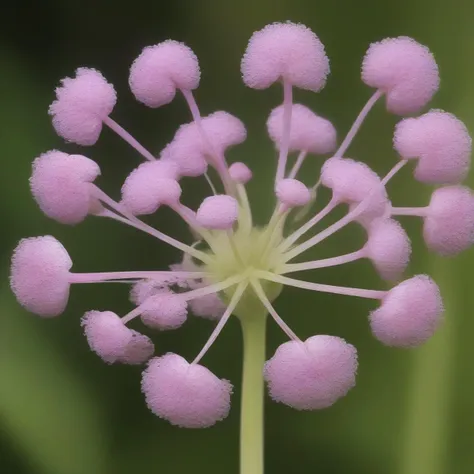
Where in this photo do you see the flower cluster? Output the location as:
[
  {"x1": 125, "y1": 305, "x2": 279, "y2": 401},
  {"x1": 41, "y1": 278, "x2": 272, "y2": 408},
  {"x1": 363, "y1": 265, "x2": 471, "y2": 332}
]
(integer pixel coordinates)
[{"x1": 10, "y1": 22, "x2": 474, "y2": 428}]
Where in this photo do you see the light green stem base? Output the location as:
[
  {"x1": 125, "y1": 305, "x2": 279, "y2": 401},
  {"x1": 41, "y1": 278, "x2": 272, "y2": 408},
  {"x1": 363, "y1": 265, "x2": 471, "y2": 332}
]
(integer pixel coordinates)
[{"x1": 239, "y1": 314, "x2": 267, "y2": 474}]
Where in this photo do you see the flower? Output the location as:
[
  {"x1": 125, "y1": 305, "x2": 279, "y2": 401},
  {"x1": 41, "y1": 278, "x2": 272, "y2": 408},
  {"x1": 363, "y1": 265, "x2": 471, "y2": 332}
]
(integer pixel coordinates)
[{"x1": 10, "y1": 22, "x2": 473, "y2": 430}]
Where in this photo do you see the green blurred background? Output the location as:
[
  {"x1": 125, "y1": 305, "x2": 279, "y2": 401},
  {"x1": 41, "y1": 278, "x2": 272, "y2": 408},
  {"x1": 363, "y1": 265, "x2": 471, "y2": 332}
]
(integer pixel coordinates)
[{"x1": 2, "y1": 0, "x2": 474, "y2": 473}]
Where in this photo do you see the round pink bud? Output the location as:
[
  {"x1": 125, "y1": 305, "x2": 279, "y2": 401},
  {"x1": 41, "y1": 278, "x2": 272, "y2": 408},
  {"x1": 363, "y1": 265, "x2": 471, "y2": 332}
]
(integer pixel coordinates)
[
  {"x1": 121, "y1": 160, "x2": 182, "y2": 215},
  {"x1": 196, "y1": 195, "x2": 239, "y2": 230},
  {"x1": 141, "y1": 353, "x2": 232, "y2": 428},
  {"x1": 370, "y1": 275, "x2": 443, "y2": 347},
  {"x1": 30, "y1": 151, "x2": 101, "y2": 225},
  {"x1": 276, "y1": 178, "x2": 311, "y2": 208},
  {"x1": 82, "y1": 311, "x2": 154, "y2": 364},
  {"x1": 130, "y1": 278, "x2": 175, "y2": 305},
  {"x1": 49, "y1": 68, "x2": 116, "y2": 145},
  {"x1": 365, "y1": 219, "x2": 411, "y2": 281},
  {"x1": 267, "y1": 104, "x2": 337, "y2": 154},
  {"x1": 362, "y1": 37, "x2": 439, "y2": 115},
  {"x1": 161, "y1": 124, "x2": 208, "y2": 177},
  {"x1": 394, "y1": 110, "x2": 472, "y2": 184},
  {"x1": 10, "y1": 236, "x2": 72, "y2": 317},
  {"x1": 264, "y1": 335, "x2": 358, "y2": 410},
  {"x1": 321, "y1": 157, "x2": 389, "y2": 221},
  {"x1": 202, "y1": 111, "x2": 247, "y2": 154},
  {"x1": 129, "y1": 41, "x2": 200, "y2": 108},
  {"x1": 424, "y1": 186, "x2": 474, "y2": 256},
  {"x1": 229, "y1": 162, "x2": 252, "y2": 184},
  {"x1": 189, "y1": 293, "x2": 226, "y2": 320},
  {"x1": 241, "y1": 22, "x2": 329, "y2": 91},
  {"x1": 140, "y1": 292, "x2": 188, "y2": 330}
]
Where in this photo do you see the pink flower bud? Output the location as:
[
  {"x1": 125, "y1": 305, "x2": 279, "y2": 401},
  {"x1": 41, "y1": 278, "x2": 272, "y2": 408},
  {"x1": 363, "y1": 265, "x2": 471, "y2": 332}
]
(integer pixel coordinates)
[
  {"x1": 394, "y1": 110, "x2": 472, "y2": 184},
  {"x1": 424, "y1": 186, "x2": 474, "y2": 256},
  {"x1": 82, "y1": 311, "x2": 154, "y2": 364},
  {"x1": 141, "y1": 353, "x2": 232, "y2": 428},
  {"x1": 189, "y1": 293, "x2": 226, "y2": 320},
  {"x1": 30, "y1": 151, "x2": 101, "y2": 224},
  {"x1": 161, "y1": 124, "x2": 208, "y2": 177},
  {"x1": 365, "y1": 218, "x2": 411, "y2": 281},
  {"x1": 370, "y1": 275, "x2": 443, "y2": 347},
  {"x1": 241, "y1": 22, "x2": 329, "y2": 91},
  {"x1": 321, "y1": 157, "x2": 389, "y2": 221},
  {"x1": 202, "y1": 111, "x2": 247, "y2": 154},
  {"x1": 129, "y1": 41, "x2": 200, "y2": 108},
  {"x1": 362, "y1": 37, "x2": 439, "y2": 115},
  {"x1": 229, "y1": 162, "x2": 252, "y2": 184},
  {"x1": 196, "y1": 195, "x2": 239, "y2": 230},
  {"x1": 140, "y1": 291, "x2": 188, "y2": 330},
  {"x1": 267, "y1": 104, "x2": 336, "y2": 154},
  {"x1": 276, "y1": 178, "x2": 311, "y2": 208},
  {"x1": 49, "y1": 68, "x2": 116, "y2": 145},
  {"x1": 264, "y1": 335, "x2": 358, "y2": 410},
  {"x1": 10, "y1": 236, "x2": 72, "y2": 317},
  {"x1": 121, "y1": 160, "x2": 182, "y2": 215}
]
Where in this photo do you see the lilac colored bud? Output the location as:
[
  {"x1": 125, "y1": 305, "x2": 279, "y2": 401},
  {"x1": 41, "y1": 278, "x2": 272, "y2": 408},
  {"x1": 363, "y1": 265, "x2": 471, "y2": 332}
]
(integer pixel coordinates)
[
  {"x1": 30, "y1": 150, "x2": 101, "y2": 224},
  {"x1": 121, "y1": 160, "x2": 182, "y2": 215},
  {"x1": 362, "y1": 37, "x2": 439, "y2": 115},
  {"x1": 129, "y1": 41, "x2": 200, "y2": 108},
  {"x1": 140, "y1": 291, "x2": 188, "y2": 330},
  {"x1": 370, "y1": 275, "x2": 443, "y2": 347},
  {"x1": 196, "y1": 195, "x2": 239, "y2": 230},
  {"x1": 394, "y1": 110, "x2": 472, "y2": 184},
  {"x1": 49, "y1": 68, "x2": 116, "y2": 145},
  {"x1": 82, "y1": 311, "x2": 154, "y2": 364},
  {"x1": 229, "y1": 162, "x2": 252, "y2": 184},
  {"x1": 10, "y1": 236, "x2": 72, "y2": 317},
  {"x1": 264, "y1": 335, "x2": 358, "y2": 410},
  {"x1": 141, "y1": 353, "x2": 232, "y2": 428},
  {"x1": 242, "y1": 22, "x2": 329, "y2": 91},
  {"x1": 267, "y1": 104, "x2": 337, "y2": 154},
  {"x1": 365, "y1": 218, "x2": 411, "y2": 281},
  {"x1": 276, "y1": 179, "x2": 311, "y2": 208},
  {"x1": 424, "y1": 186, "x2": 474, "y2": 256},
  {"x1": 321, "y1": 157, "x2": 389, "y2": 221}
]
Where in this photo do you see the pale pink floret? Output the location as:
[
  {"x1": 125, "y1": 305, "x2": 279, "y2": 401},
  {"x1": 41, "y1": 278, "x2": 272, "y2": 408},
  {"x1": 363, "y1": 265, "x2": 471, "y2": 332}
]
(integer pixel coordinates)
[
  {"x1": 10, "y1": 236, "x2": 72, "y2": 317},
  {"x1": 424, "y1": 186, "x2": 474, "y2": 256},
  {"x1": 365, "y1": 218, "x2": 411, "y2": 281},
  {"x1": 241, "y1": 22, "x2": 329, "y2": 91},
  {"x1": 49, "y1": 68, "x2": 116, "y2": 145},
  {"x1": 30, "y1": 151, "x2": 101, "y2": 225},
  {"x1": 129, "y1": 41, "x2": 200, "y2": 108},
  {"x1": 203, "y1": 112, "x2": 247, "y2": 153},
  {"x1": 276, "y1": 179, "x2": 311, "y2": 208},
  {"x1": 229, "y1": 162, "x2": 252, "y2": 184},
  {"x1": 189, "y1": 293, "x2": 226, "y2": 320},
  {"x1": 140, "y1": 291, "x2": 188, "y2": 330},
  {"x1": 321, "y1": 157, "x2": 389, "y2": 221},
  {"x1": 121, "y1": 160, "x2": 181, "y2": 215},
  {"x1": 196, "y1": 195, "x2": 239, "y2": 230},
  {"x1": 82, "y1": 311, "x2": 154, "y2": 364},
  {"x1": 264, "y1": 336, "x2": 358, "y2": 410},
  {"x1": 130, "y1": 277, "x2": 181, "y2": 305},
  {"x1": 267, "y1": 104, "x2": 337, "y2": 154},
  {"x1": 362, "y1": 37, "x2": 439, "y2": 115},
  {"x1": 141, "y1": 353, "x2": 232, "y2": 428},
  {"x1": 370, "y1": 275, "x2": 443, "y2": 347},
  {"x1": 394, "y1": 110, "x2": 472, "y2": 184},
  {"x1": 161, "y1": 125, "x2": 208, "y2": 177}
]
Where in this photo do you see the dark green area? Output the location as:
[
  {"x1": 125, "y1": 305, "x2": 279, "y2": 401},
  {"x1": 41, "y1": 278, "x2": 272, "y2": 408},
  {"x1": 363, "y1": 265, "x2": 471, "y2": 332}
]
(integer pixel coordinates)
[{"x1": 2, "y1": 0, "x2": 474, "y2": 473}]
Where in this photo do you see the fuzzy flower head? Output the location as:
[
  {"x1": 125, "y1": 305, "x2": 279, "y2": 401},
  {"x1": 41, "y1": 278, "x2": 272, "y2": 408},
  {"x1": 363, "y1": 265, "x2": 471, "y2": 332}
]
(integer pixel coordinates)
[{"x1": 11, "y1": 22, "x2": 472, "y2": 430}]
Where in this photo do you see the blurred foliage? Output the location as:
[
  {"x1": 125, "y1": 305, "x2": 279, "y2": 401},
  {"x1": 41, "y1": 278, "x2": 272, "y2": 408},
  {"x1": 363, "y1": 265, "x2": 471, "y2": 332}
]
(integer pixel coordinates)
[{"x1": 2, "y1": 0, "x2": 474, "y2": 473}]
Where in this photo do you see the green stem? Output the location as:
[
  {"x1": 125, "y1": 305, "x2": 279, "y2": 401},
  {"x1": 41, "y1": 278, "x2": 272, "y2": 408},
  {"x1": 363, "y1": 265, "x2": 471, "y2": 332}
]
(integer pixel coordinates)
[
  {"x1": 398, "y1": 262, "x2": 455, "y2": 474},
  {"x1": 239, "y1": 314, "x2": 267, "y2": 474}
]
